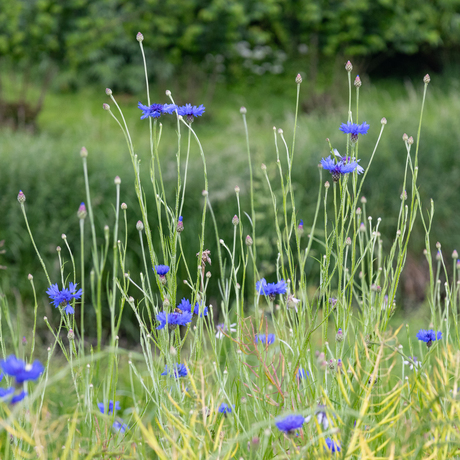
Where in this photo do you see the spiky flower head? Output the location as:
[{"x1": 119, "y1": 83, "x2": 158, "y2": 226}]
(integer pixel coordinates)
[
  {"x1": 161, "y1": 363, "x2": 188, "y2": 378},
  {"x1": 254, "y1": 333, "x2": 276, "y2": 345},
  {"x1": 77, "y1": 202, "x2": 87, "y2": 220},
  {"x1": 416, "y1": 329, "x2": 442, "y2": 348},
  {"x1": 177, "y1": 104, "x2": 205, "y2": 123},
  {"x1": 46, "y1": 283, "x2": 82, "y2": 315},
  {"x1": 156, "y1": 310, "x2": 193, "y2": 330},
  {"x1": 0, "y1": 355, "x2": 44, "y2": 383},
  {"x1": 275, "y1": 414, "x2": 305, "y2": 434}
]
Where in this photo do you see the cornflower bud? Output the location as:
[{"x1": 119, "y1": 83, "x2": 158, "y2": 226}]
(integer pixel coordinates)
[
  {"x1": 102, "y1": 103, "x2": 110, "y2": 111},
  {"x1": 423, "y1": 74, "x2": 431, "y2": 84},
  {"x1": 245, "y1": 235, "x2": 253, "y2": 246},
  {"x1": 354, "y1": 75, "x2": 362, "y2": 87},
  {"x1": 68, "y1": 329, "x2": 75, "y2": 341},
  {"x1": 261, "y1": 163, "x2": 267, "y2": 171},
  {"x1": 28, "y1": 274, "x2": 33, "y2": 280},
  {"x1": 452, "y1": 250, "x2": 458, "y2": 259},
  {"x1": 381, "y1": 117, "x2": 387, "y2": 125},
  {"x1": 356, "y1": 207, "x2": 362, "y2": 215},
  {"x1": 345, "y1": 237, "x2": 352, "y2": 246},
  {"x1": 136, "y1": 220, "x2": 144, "y2": 231},
  {"x1": 240, "y1": 106, "x2": 247, "y2": 114},
  {"x1": 361, "y1": 196, "x2": 367, "y2": 204},
  {"x1": 114, "y1": 176, "x2": 121, "y2": 185},
  {"x1": 436, "y1": 241, "x2": 441, "y2": 249},
  {"x1": 136, "y1": 32, "x2": 144, "y2": 42},
  {"x1": 80, "y1": 146, "x2": 88, "y2": 157},
  {"x1": 177, "y1": 216, "x2": 184, "y2": 233},
  {"x1": 232, "y1": 215, "x2": 239, "y2": 226},
  {"x1": 17, "y1": 190, "x2": 26, "y2": 203},
  {"x1": 336, "y1": 328, "x2": 344, "y2": 342},
  {"x1": 295, "y1": 73, "x2": 302, "y2": 84},
  {"x1": 105, "y1": 88, "x2": 112, "y2": 96},
  {"x1": 408, "y1": 136, "x2": 414, "y2": 145},
  {"x1": 324, "y1": 181, "x2": 330, "y2": 189},
  {"x1": 345, "y1": 60, "x2": 353, "y2": 72},
  {"x1": 235, "y1": 186, "x2": 240, "y2": 194},
  {"x1": 78, "y1": 202, "x2": 87, "y2": 219},
  {"x1": 121, "y1": 203, "x2": 127, "y2": 210}
]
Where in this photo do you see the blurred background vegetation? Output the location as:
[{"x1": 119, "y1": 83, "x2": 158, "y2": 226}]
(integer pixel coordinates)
[{"x1": 1, "y1": 0, "x2": 460, "y2": 342}]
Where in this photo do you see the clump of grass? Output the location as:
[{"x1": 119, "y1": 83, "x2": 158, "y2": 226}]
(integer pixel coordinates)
[{"x1": 0, "y1": 37, "x2": 459, "y2": 459}]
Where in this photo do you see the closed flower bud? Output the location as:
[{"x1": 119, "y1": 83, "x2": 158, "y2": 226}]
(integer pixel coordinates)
[
  {"x1": 324, "y1": 181, "x2": 330, "y2": 189},
  {"x1": 402, "y1": 133, "x2": 408, "y2": 142},
  {"x1": 121, "y1": 203, "x2": 127, "y2": 210},
  {"x1": 436, "y1": 251, "x2": 441, "y2": 261},
  {"x1": 80, "y1": 146, "x2": 88, "y2": 157},
  {"x1": 202, "y1": 190, "x2": 208, "y2": 197},
  {"x1": 452, "y1": 250, "x2": 458, "y2": 259},
  {"x1": 136, "y1": 32, "x2": 144, "y2": 42},
  {"x1": 359, "y1": 222, "x2": 366, "y2": 232},
  {"x1": 356, "y1": 207, "x2": 362, "y2": 215},
  {"x1": 345, "y1": 60, "x2": 353, "y2": 72},
  {"x1": 336, "y1": 328, "x2": 344, "y2": 342},
  {"x1": 261, "y1": 163, "x2": 267, "y2": 171},
  {"x1": 78, "y1": 202, "x2": 87, "y2": 219},
  {"x1": 361, "y1": 196, "x2": 367, "y2": 204},
  {"x1": 234, "y1": 186, "x2": 240, "y2": 193},
  {"x1": 354, "y1": 75, "x2": 362, "y2": 87},
  {"x1": 206, "y1": 271, "x2": 211, "y2": 279},
  {"x1": 408, "y1": 136, "x2": 414, "y2": 145},
  {"x1": 423, "y1": 74, "x2": 431, "y2": 84},
  {"x1": 381, "y1": 117, "x2": 387, "y2": 125},
  {"x1": 114, "y1": 176, "x2": 121, "y2": 185},
  {"x1": 28, "y1": 274, "x2": 33, "y2": 280},
  {"x1": 102, "y1": 103, "x2": 110, "y2": 111},
  {"x1": 17, "y1": 190, "x2": 26, "y2": 203},
  {"x1": 177, "y1": 216, "x2": 184, "y2": 233},
  {"x1": 163, "y1": 298, "x2": 170, "y2": 308},
  {"x1": 68, "y1": 329, "x2": 75, "y2": 341},
  {"x1": 105, "y1": 88, "x2": 112, "y2": 96},
  {"x1": 232, "y1": 215, "x2": 239, "y2": 226},
  {"x1": 328, "y1": 359, "x2": 336, "y2": 371},
  {"x1": 436, "y1": 241, "x2": 441, "y2": 249},
  {"x1": 345, "y1": 237, "x2": 352, "y2": 246},
  {"x1": 295, "y1": 73, "x2": 302, "y2": 84},
  {"x1": 400, "y1": 190, "x2": 407, "y2": 200},
  {"x1": 240, "y1": 106, "x2": 247, "y2": 114},
  {"x1": 56, "y1": 246, "x2": 61, "y2": 252},
  {"x1": 245, "y1": 235, "x2": 253, "y2": 246},
  {"x1": 136, "y1": 220, "x2": 144, "y2": 231}
]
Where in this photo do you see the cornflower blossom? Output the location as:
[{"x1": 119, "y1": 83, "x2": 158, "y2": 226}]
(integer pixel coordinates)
[
  {"x1": 403, "y1": 356, "x2": 421, "y2": 370},
  {"x1": 325, "y1": 437, "x2": 341, "y2": 453},
  {"x1": 177, "y1": 104, "x2": 205, "y2": 122},
  {"x1": 113, "y1": 421, "x2": 128, "y2": 433},
  {"x1": 0, "y1": 355, "x2": 44, "y2": 383},
  {"x1": 254, "y1": 333, "x2": 276, "y2": 345},
  {"x1": 46, "y1": 283, "x2": 82, "y2": 315},
  {"x1": 0, "y1": 387, "x2": 25, "y2": 405},
  {"x1": 275, "y1": 414, "x2": 305, "y2": 434},
  {"x1": 218, "y1": 403, "x2": 233, "y2": 415},
  {"x1": 216, "y1": 323, "x2": 237, "y2": 339},
  {"x1": 177, "y1": 298, "x2": 208, "y2": 317},
  {"x1": 305, "y1": 405, "x2": 329, "y2": 430},
  {"x1": 321, "y1": 156, "x2": 364, "y2": 182},
  {"x1": 296, "y1": 368, "x2": 309, "y2": 380},
  {"x1": 153, "y1": 265, "x2": 170, "y2": 276},
  {"x1": 137, "y1": 102, "x2": 177, "y2": 119},
  {"x1": 339, "y1": 121, "x2": 370, "y2": 139},
  {"x1": 256, "y1": 278, "x2": 287, "y2": 299},
  {"x1": 98, "y1": 400, "x2": 120, "y2": 414},
  {"x1": 156, "y1": 310, "x2": 193, "y2": 330},
  {"x1": 161, "y1": 364, "x2": 188, "y2": 378},
  {"x1": 416, "y1": 329, "x2": 442, "y2": 347}
]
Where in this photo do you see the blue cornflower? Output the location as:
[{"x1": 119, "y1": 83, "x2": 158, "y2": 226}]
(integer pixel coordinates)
[
  {"x1": 275, "y1": 414, "x2": 305, "y2": 434},
  {"x1": 177, "y1": 104, "x2": 205, "y2": 122},
  {"x1": 177, "y1": 215, "x2": 184, "y2": 232},
  {"x1": 11, "y1": 390, "x2": 27, "y2": 404},
  {"x1": 138, "y1": 102, "x2": 177, "y2": 119},
  {"x1": 255, "y1": 333, "x2": 276, "y2": 345},
  {"x1": 161, "y1": 364, "x2": 188, "y2": 378},
  {"x1": 296, "y1": 368, "x2": 309, "y2": 380},
  {"x1": 325, "y1": 437, "x2": 341, "y2": 453},
  {"x1": 321, "y1": 156, "x2": 364, "y2": 182},
  {"x1": 154, "y1": 265, "x2": 170, "y2": 276},
  {"x1": 177, "y1": 298, "x2": 208, "y2": 317},
  {"x1": 113, "y1": 420, "x2": 128, "y2": 433},
  {"x1": 339, "y1": 121, "x2": 369, "y2": 136},
  {"x1": 46, "y1": 283, "x2": 82, "y2": 315},
  {"x1": 218, "y1": 403, "x2": 233, "y2": 415},
  {"x1": 156, "y1": 310, "x2": 193, "y2": 330},
  {"x1": 256, "y1": 278, "x2": 287, "y2": 298},
  {"x1": 0, "y1": 355, "x2": 44, "y2": 383},
  {"x1": 416, "y1": 329, "x2": 442, "y2": 347},
  {"x1": 298, "y1": 220, "x2": 304, "y2": 230},
  {"x1": 98, "y1": 400, "x2": 121, "y2": 414},
  {"x1": 0, "y1": 388, "x2": 14, "y2": 398}
]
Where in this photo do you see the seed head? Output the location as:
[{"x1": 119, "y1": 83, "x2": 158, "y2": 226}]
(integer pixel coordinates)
[
  {"x1": 17, "y1": 190, "x2": 26, "y2": 203},
  {"x1": 345, "y1": 60, "x2": 353, "y2": 72},
  {"x1": 136, "y1": 220, "x2": 144, "y2": 232}
]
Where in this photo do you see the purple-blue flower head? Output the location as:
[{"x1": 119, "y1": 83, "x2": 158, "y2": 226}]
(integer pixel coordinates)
[
  {"x1": 46, "y1": 283, "x2": 82, "y2": 315},
  {"x1": 154, "y1": 265, "x2": 170, "y2": 276},
  {"x1": 113, "y1": 421, "x2": 128, "y2": 433},
  {"x1": 218, "y1": 403, "x2": 233, "y2": 415},
  {"x1": 256, "y1": 278, "x2": 287, "y2": 298},
  {"x1": 296, "y1": 368, "x2": 309, "y2": 380},
  {"x1": 416, "y1": 329, "x2": 442, "y2": 347},
  {"x1": 178, "y1": 298, "x2": 208, "y2": 317},
  {"x1": 98, "y1": 400, "x2": 121, "y2": 414},
  {"x1": 0, "y1": 355, "x2": 44, "y2": 383},
  {"x1": 0, "y1": 387, "x2": 14, "y2": 398},
  {"x1": 321, "y1": 156, "x2": 364, "y2": 182},
  {"x1": 177, "y1": 104, "x2": 205, "y2": 122},
  {"x1": 325, "y1": 437, "x2": 341, "y2": 453},
  {"x1": 11, "y1": 390, "x2": 27, "y2": 404},
  {"x1": 156, "y1": 310, "x2": 193, "y2": 330},
  {"x1": 161, "y1": 363, "x2": 188, "y2": 378},
  {"x1": 339, "y1": 121, "x2": 369, "y2": 136},
  {"x1": 138, "y1": 102, "x2": 177, "y2": 119},
  {"x1": 255, "y1": 333, "x2": 276, "y2": 345},
  {"x1": 275, "y1": 414, "x2": 305, "y2": 434}
]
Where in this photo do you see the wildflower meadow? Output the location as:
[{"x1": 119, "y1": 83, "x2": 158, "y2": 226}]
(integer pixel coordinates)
[{"x1": 2, "y1": 33, "x2": 460, "y2": 459}]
